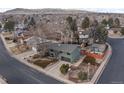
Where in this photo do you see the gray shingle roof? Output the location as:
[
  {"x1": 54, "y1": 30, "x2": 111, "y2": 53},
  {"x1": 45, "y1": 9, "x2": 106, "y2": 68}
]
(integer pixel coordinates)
[
  {"x1": 48, "y1": 43, "x2": 80, "y2": 53},
  {"x1": 91, "y1": 44, "x2": 106, "y2": 52}
]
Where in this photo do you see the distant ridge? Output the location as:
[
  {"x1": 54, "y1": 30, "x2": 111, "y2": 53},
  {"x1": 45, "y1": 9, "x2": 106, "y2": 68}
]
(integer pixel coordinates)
[
  {"x1": 3, "y1": 8, "x2": 124, "y2": 15},
  {"x1": 3, "y1": 8, "x2": 91, "y2": 15}
]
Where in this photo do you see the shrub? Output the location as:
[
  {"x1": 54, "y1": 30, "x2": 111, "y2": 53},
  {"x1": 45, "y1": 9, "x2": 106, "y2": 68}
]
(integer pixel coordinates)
[
  {"x1": 83, "y1": 56, "x2": 96, "y2": 65},
  {"x1": 60, "y1": 64, "x2": 69, "y2": 75},
  {"x1": 4, "y1": 20, "x2": 15, "y2": 31},
  {"x1": 82, "y1": 17, "x2": 90, "y2": 29},
  {"x1": 113, "y1": 30, "x2": 117, "y2": 34},
  {"x1": 120, "y1": 27, "x2": 124, "y2": 35},
  {"x1": 78, "y1": 71, "x2": 88, "y2": 80},
  {"x1": 5, "y1": 37, "x2": 12, "y2": 40},
  {"x1": 32, "y1": 54, "x2": 40, "y2": 59},
  {"x1": 13, "y1": 38, "x2": 17, "y2": 42}
]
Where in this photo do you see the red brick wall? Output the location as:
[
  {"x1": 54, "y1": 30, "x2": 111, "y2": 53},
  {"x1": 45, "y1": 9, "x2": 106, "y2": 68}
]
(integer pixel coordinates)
[{"x1": 80, "y1": 50, "x2": 104, "y2": 59}]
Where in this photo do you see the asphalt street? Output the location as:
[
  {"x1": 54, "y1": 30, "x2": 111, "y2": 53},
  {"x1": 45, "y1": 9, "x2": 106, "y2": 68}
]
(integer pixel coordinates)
[
  {"x1": 0, "y1": 38, "x2": 63, "y2": 84},
  {"x1": 98, "y1": 38, "x2": 124, "y2": 84}
]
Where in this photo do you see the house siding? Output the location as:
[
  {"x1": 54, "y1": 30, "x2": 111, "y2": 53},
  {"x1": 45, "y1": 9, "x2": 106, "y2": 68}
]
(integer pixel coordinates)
[
  {"x1": 70, "y1": 47, "x2": 81, "y2": 63},
  {"x1": 48, "y1": 46, "x2": 81, "y2": 63}
]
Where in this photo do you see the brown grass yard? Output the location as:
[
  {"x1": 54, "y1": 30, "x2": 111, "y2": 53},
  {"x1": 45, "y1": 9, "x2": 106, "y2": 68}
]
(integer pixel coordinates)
[
  {"x1": 33, "y1": 59, "x2": 57, "y2": 68},
  {"x1": 10, "y1": 45, "x2": 29, "y2": 55}
]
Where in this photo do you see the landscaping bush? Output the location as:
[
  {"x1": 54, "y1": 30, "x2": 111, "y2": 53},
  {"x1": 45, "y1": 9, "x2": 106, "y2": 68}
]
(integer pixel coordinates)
[
  {"x1": 78, "y1": 71, "x2": 88, "y2": 81},
  {"x1": 60, "y1": 64, "x2": 69, "y2": 75},
  {"x1": 120, "y1": 27, "x2": 124, "y2": 35},
  {"x1": 32, "y1": 54, "x2": 40, "y2": 59},
  {"x1": 5, "y1": 37, "x2": 12, "y2": 40},
  {"x1": 113, "y1": 30, "x2": 118, "y2": 34},
  {"x1": 13, "y1": 38, "x2": 17, "y2": 42},
  {"x1": 83, "y1": 56, "x2": 96, "y2": 65}
]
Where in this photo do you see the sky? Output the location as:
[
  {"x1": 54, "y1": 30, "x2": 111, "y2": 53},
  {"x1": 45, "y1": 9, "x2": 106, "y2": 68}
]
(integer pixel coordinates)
[{"x1": 0, "y1": 0, "x2": 124, "y2": 12}]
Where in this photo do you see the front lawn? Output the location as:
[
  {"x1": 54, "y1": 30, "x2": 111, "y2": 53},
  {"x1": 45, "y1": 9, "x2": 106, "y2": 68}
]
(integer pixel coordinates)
[{"x1": 32, "y1": 58, "x2": 58, "y2": 68}]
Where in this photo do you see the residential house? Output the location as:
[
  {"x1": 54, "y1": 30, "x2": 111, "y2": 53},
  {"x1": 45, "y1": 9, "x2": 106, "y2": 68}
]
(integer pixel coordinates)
[
  {"x1": 25, "y1": 36, "x2": 50, "y2": 52},
  {"x1": 13, "y1": 29, "x2": 32, "y2": 44},
  {"x1": 78, "y1": 30, "x2": 93, "y2": 45},
  {"x1": 15, "y1": 23, "x2": 25, "y2": 30},
  {"x1": 81, "y1": 44, "x2": 107, "y2": 59},
  {"x1": 90, "y1": 44, "x2": 107, "y2": 54},
  {"x1": 48, "y1": 43, "x2": 82, "y2": 63}
]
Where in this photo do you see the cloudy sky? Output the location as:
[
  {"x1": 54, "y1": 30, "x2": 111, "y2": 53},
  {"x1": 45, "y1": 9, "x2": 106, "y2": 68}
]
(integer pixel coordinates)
[{"x1": 0, "y1": 0, "x2": 124, "y2": 12}]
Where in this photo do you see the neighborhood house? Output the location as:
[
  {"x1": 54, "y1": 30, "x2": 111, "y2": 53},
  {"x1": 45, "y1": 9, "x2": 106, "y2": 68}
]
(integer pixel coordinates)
[
  {"x1": 81, "y1": 44, "x2": 107, "y2": 59},
  {"x1": 48, "y1": 43, "x2": 82, "y2": 63},
  {"x1": 78, "y1": 30, "x2": 93, "y2": 45},
  {"x1": 25, "y1": 36, "x2": 50, "y2": 52}
]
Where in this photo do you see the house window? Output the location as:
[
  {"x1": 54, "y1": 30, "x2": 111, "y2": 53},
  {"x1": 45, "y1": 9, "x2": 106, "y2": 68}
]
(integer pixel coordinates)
[
  {"x1": 50, "y1": 49, "x2": 53, "y2": 52},
  {"x1": 59, "y1": 51, "x2": 63, "y2": 53},
  {"x1": 67, "y1": 52, "x2": 70, "y2": 55}
]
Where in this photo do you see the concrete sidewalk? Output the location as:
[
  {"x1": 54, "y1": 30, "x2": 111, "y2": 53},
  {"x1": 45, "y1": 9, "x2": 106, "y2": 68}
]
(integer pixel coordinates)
[{"x1": 108, "y1": 33, "x2": 124, "y2": 39}]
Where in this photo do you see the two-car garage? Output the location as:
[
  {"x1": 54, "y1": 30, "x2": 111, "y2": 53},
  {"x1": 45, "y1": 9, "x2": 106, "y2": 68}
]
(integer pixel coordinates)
[{"x1": 61, "y1": 56, "x2": 71, "y2": 62}]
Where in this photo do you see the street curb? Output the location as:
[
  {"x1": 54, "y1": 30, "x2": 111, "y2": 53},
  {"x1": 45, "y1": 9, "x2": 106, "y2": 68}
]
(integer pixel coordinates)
[
  {"x1": 108, "y1": 35, "x2": 124, "y2": 39},
  {"x1": 0, "y1": 34, "x2": 13, "y2": 55}
]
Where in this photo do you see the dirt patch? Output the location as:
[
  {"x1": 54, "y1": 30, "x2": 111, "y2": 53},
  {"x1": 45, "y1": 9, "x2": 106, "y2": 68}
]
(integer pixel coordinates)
[
  {"x1": 10, "y1": 44, "x2": 29, "y2": 55},
  {"x1": 2, "y1": 32, "x2": 12, "y2": 36},
  {"x1": 68, "y1": 62, "x2": 99, "y2": 83},
  {"x1": 27, "y1": 54, "x2": 58, "y2": 68},
  {"x1": 33, "y1": 58, "x2": 57, "y2": 68}
]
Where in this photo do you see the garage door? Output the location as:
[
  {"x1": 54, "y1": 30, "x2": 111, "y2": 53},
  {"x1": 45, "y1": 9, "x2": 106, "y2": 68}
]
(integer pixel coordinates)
[{"x1": 61, "y1": 56, "x2": 71, "y2": 62}]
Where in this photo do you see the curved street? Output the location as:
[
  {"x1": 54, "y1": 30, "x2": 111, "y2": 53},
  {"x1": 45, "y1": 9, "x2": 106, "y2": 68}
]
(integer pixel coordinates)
[
  {"x1": 0, "y1": 38, "x2": 63, "y2": 84},
  {"x1": 98, "y1": 38, "x2": 124, "y2": 84}
]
